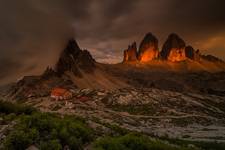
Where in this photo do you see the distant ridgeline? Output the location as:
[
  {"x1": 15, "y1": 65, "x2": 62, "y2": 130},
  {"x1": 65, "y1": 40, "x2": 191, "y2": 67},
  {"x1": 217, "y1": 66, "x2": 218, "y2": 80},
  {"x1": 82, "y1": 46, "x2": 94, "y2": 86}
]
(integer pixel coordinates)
[
  {"x1": 5, "y1": 33, "x2": 225, "y2": 100},
  {"x1": 123, "y1": 32, "x2": 224, "y2": 63}
]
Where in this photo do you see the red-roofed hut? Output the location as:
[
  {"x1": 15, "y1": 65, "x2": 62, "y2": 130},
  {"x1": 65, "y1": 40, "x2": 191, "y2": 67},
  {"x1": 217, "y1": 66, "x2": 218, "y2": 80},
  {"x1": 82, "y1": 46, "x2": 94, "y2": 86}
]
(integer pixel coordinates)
[{"x1": 51, "y1": 88, "x2": 72, "y2": 100}]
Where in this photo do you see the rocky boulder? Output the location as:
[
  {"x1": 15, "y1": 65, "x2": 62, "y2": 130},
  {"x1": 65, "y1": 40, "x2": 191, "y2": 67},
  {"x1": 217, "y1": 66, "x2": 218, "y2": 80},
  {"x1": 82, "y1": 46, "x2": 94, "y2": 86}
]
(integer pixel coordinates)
[
  {"x1": 161, "y1": 33, "x2": 186, "y2": 62},
  {"x1": 55, "y1": 39, "x2": 95, "y2": 76},
  {"x1": 123, "y1": 42, "x2": 138, "y2": 62},
  {"x1": 138, "y1": 33, "x2": 159, "y2": 62}
]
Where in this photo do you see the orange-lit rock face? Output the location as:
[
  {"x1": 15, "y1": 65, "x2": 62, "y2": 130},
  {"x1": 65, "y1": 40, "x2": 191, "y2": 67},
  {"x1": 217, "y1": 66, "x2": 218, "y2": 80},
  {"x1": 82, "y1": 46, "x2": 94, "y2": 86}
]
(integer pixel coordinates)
[
  {"x1": 161, "y1": 33, "x2": 186, "y2": 62},
  {"x1": 138, "y1": 33, "x2": 159, "y2": 62},
  {"x1": 167, "y1": 48, "x2": 186, "y2": 62},
  {"x1": 139, "y1": 47, "x2": 159, "y2": 62},
  {"x1": 123, "y1": 50, "x2": 129, "y2": 61},
  {"x1": 123, "y1": 42, "x2": 138, "y2": 62}
]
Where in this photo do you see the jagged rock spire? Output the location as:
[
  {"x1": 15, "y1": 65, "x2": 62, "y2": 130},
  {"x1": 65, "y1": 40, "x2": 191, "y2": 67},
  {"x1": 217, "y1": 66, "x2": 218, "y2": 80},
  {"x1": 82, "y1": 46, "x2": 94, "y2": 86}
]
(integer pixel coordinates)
[
  {"x1": 185, "y1": 46, "x2": 201, "y2": 61},
  {"x1": 123, "y1": 42, "x2": 138, "y2": 62},
  {"x1": 138, "y1": 32, "x2": 159, "y2": 62},
  {"x1": 55, "y1": 38, "x2": 95, "y2": 76},
  {"x1": 41, "y1": 66, "x2": 57, "y2": 79},
  {"x1": 161, "y1": 33, "x2": 186, "y2": 62}
]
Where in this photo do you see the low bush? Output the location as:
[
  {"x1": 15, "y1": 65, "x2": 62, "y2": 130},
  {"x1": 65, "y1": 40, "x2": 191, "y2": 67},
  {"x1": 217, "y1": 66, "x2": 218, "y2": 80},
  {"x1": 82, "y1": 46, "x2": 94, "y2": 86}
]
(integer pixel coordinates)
[
  {"x1": 4, "y1": 128, "x2": 39, "y2": 150},
  {"x1": 3, "y1": 111, "x2": 93, "y2": 150}
]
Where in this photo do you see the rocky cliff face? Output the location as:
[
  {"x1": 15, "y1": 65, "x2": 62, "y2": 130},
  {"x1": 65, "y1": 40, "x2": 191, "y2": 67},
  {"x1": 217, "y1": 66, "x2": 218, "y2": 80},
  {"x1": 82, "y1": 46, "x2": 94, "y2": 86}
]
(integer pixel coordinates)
[
  {"x1": 138, "y1": 33, "x2": 159, "y2": 62},
  {"x1": 41, "y1": 67, "x2": 58, "y2": 79},
  {"x1": 55, "y1": 39, "x2": 95, "y2": 77},
  {"x1": 123, "y1": 42, "x2": 138, "y2": 62},
  {"x1": 6, "y1": 39, "x2": 97, "y2": 100},
  {"x1": 161, "y1": 33, "x2": 186, "y2": 62},
  {"x1": 185, "y1": 46, "x2": 195, "y2": 60},
  {"x1": 185, "y1": 46, "x2": 201, "y2": 61}
]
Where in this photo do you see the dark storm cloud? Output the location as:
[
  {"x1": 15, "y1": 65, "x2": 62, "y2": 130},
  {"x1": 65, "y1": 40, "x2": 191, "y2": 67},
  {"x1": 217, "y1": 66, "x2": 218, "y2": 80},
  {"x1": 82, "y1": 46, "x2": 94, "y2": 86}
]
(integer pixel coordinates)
[
  {"x1": 1, "y1": 0, "x2": 225, "y2": 84},
  {"x1": 169, "y1": 0, "x2": 225, "y2": 23},
  {"x1": 77, "y1": 0, "x2": 225, "y2": 62},
  {"x1": 0, "y1": 59, "x2": 22, "y2": 79},
  {"x1": 163, "y1": 0, "x2": 225, "y2": 36},
  {"x1": 0, "y1": 0, "x2": 92, "y2": 84}
]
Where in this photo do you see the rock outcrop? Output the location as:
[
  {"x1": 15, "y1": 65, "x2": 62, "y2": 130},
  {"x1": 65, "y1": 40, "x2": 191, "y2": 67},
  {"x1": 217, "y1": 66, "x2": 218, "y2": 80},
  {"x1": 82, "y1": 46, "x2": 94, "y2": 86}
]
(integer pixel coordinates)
[
  {"x1": 41, "y1": 67, "x2": 58, "y2": 79},
  {"x1": 185, "y1": 46, "x2": 201, "y2": 61},
  {"x1": 185, "y1": 46, "x2": 195, "y2": 59},
  {"x1": 123, "y1": 42, "x2": 138, "y2": 62},
  {"x1": 161, "y1": 33, "x2": 186, "y2": 62},
  {"x1": 138, "y1": 33, "x2": 159, "y2": 62},
  {"x1": 55, "y1": 39, "x2": 95, "y2": 76},
  {"x1": 201, "y1": 54, "x2": 224, "y2": 63}
]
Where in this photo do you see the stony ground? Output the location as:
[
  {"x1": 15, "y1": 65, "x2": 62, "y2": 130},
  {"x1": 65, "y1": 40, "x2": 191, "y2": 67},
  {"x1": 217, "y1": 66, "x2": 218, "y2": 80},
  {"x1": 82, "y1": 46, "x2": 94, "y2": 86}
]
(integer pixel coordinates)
[{"x1": 21, "y1": 87, "x2": 225, "y2": 142}]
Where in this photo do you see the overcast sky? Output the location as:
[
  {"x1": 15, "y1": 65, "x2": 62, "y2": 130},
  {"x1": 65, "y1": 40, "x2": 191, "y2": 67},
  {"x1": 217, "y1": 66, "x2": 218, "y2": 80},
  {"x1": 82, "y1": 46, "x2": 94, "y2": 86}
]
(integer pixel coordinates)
[{"x1": 1, "y1": 0, "x2": 225, "y2": 84}]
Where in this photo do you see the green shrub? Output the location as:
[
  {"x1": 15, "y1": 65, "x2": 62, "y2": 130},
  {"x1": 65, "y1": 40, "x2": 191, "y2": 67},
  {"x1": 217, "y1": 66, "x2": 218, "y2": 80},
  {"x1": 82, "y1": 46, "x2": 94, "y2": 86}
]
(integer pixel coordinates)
[
  {"x1": 3, "y1": 113, "x2": 17, "y2": 122},
  {"x1": 3, "y1": 128, "x2": 39, "y2": 150},
  {"x1": 3, "y1": 112, "x2": 93, "y2": 150},
  {"x1": 67, "y1": 136, "x2": 82, "y2": 150}
]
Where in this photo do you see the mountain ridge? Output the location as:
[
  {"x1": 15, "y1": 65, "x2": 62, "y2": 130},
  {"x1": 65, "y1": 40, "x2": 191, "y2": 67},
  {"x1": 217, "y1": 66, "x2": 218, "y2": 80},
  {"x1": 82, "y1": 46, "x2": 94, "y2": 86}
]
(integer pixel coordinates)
[
  {"x1": 3, "y1": 32, "x2": 225, "y2": 100},
  {"x1": 123, "y1": 32, "x2": 224, "y2": 64}
]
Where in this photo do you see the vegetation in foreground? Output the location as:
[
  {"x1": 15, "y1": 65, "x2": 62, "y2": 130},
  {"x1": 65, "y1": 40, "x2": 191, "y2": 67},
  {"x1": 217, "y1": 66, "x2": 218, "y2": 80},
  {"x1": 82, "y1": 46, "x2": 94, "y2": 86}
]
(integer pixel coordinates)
[
  {"x1": 93, "y1": 133, "x2": 195, "y2": 150},
  {"x1": 0, "y1": 101, "x2": 225, "y2": 150},
  {"x1": 0, "y1": 101, "x2": 93, "y2": 150}
]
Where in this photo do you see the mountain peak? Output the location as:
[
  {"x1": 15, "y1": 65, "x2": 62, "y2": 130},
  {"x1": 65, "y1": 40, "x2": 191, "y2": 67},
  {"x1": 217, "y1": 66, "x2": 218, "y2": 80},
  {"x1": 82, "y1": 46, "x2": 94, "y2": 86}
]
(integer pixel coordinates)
[
  {"x1": 138, "y1": 32, "x2": 159, "y2": 62},
  {"x1": 55, "y1": 38, "x2": 95, "y2": 76},
  {"x1": 166, "y1": 33, "x2": 186, "y2": 49},
  {"x1": 42, "y1": 66, "x2": 57, "y2": 79},
  {"x1": 161, "y1": 33, "x2": 186, "y2": 62},
  {"x1": 64, "y1": 38, "x2": 81, "y2": 54}
]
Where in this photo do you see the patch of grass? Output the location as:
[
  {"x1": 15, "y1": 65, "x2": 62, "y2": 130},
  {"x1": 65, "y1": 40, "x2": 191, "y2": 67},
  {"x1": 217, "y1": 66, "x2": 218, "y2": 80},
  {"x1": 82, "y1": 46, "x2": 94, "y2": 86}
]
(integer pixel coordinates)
[
  {"x1": 93, "y1": 133, "x2": 196, "y2": 150},
  {"x1": 160, "y1": 136, "x2": 225, "y2": 150},
  {"x1": 104, "y1": 123, "x2": 130, "y2": 136},
  {"x1": 110, "y1": 104, "x2": 156, "y2": 115},
  {"x1": 91, "y1": 116, "x2": 130, "y2": 136},
  {"x1": 2, "y1": 113, "x2": 17, "y2": 122},
  {"x1": 0, "y1": 101, "x2": 36, "y2": 115}
]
